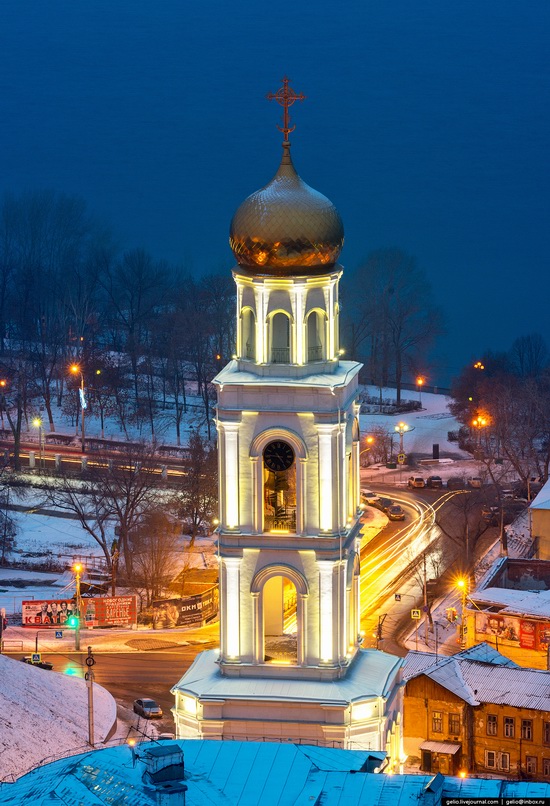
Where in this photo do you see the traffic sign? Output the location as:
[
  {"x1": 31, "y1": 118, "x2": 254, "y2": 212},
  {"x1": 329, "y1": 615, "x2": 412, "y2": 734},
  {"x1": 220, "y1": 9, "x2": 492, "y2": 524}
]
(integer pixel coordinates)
[
  {"x1": 55, "y1": 630, "x2": 63, "y2": 639},
  {"x1": 394, "y1": 594, "x2": 401, "y2": 602},
  {"x1": 31, "y1": 653, "x2": 41, "y2": 663},
  {"x1": 411, "y1": 609, "x2": 421, "y2": 620},
  {"x1": 397, "y1": 453, "x2": 406, "y2": 464},
  {"x1": 85, "y1": 656, "x2": 95, "y2": 667}
]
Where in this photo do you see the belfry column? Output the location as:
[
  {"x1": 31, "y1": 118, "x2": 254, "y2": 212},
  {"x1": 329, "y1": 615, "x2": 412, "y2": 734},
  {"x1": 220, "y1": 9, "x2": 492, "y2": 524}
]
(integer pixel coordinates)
[
  {"x1": 223, "y1": 556, "x2": 242, "y2": 660},
  {"x1": 222, "y1": 423, "x2": 240, "y2": 530},
  {"x1": 318, "y1": 560, "x2": 335, "y2": 663},
  {"x1": 317, "y1": 425, "x2": 334, "y2": 532}
]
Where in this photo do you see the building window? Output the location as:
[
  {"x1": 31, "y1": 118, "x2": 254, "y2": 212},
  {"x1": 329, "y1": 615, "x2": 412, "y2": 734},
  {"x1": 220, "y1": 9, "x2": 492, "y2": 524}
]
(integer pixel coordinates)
[
  {"x1": 449, "y1": 714, "x2": 460, "y2": 735},
  {"x1": 500, "y1": 753, "x2": 510, "y2": 771},
  {"x1": 544, "y1": 723, "x2": 550, "y2": 745},
  {"x1": 504, "y1": 717, "x2": 515, "y2": 738},
  {"x1": 543, "y1": 758, "x2": 550, "y2": 777},
  {"x1": 270, "y1": 312, "x2": 291, "y2": 363},
  {"x1": 526, "y1": 756, "x2": 537, "y2": 775},
  {"x1": 485, "y1": 751, "x2": 496, "y2": 769},
  {"x1": 522, "y1": 719, "x2": 533, "y2": 741},
  {"x1": 487, "y1": 714, "x2": 498, "y2": 736},
  {"x1": 432, "y1": 711, "x2": 443, "y2": 733}
]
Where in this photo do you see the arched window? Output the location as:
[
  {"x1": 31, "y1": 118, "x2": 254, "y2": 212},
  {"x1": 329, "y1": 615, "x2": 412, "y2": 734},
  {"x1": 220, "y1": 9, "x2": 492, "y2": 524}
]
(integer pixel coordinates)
[
  {"x1": 263, "y1": 439, "x2": 296, "y2": 533},
  {"x1": 241, "y1": 308, "x2": 256, "y2": 360},
  {"x1": 270, "y1": 312, "x2": 291, "y2": 363},
  {"x1": 251, "y1": 565, "x2": 309, "y2": 666},
  {"x1": 306, "y1": 310, "x2": 326, "y2": 362}
]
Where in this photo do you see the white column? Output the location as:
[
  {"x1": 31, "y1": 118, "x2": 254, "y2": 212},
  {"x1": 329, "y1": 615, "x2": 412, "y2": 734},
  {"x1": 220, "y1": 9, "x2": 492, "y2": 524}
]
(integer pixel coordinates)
[
  {"x1": 293, "y1": 284, "x2": 305, "y2": 365},
  {"x1": 224, "y1": 424, "x2": 239, "y2": 529},
  {"x1": 224, "y1": 557, "x2": 241, "y2": 659},
  {"x1": 254, "y1": 284, "x2": 268, "y2": 363},
  {"x1": 318, "y1": 560, "x2": 335, "y2": 662},
  {"x1": 351, "y1": 437, "x2": 360, "y2": 517},
  {"x1": 317, "y1": 426, "x2": 333, "y2": 532},
  {"x1": 236, "y1": 281, "x2": 243, "y2": 357},
  {"x1": 340, "y1": 423, "x2": 347, "y2": 531}
]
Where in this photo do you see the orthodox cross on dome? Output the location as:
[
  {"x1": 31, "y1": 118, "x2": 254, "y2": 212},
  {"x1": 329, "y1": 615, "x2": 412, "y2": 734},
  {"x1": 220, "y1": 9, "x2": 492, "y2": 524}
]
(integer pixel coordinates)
[{"x1": 267, "y1": 77, "x2": 306, "y2": 143}]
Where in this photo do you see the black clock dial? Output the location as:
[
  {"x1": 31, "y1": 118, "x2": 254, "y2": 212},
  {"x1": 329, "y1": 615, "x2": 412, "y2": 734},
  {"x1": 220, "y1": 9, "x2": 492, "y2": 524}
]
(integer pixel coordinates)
[{"x1": 263, "y1": 440, "x2": 294, "y2": 472}]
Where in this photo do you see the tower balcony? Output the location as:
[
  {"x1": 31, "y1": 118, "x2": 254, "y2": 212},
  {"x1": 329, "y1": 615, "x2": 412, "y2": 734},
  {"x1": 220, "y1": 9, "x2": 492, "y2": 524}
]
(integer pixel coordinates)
[{"x1": 271, "y1": 346, "x2": 290, "y2": 364}]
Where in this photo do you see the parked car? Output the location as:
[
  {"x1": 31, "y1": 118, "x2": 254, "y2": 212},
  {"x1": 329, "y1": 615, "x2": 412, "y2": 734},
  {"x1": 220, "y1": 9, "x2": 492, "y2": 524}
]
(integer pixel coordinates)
[
  {"x1": 467, "y1": 477, "x2": 482, "y2": 488},
  {"x1": 482, "y1": 501, "x2": 527, "y2": 526},
  {"x1": 447, "y1": 477, "x2": 466, "y2": 490},
  {"x1": 133, "y1": 698, "x2": 163, "y2": 719},
  {"x1": 361, "y1": 489, "x2": 380, "y2": 506},
  {"x1": 21, "y1": 656, "x2": 54, "y2": 671},
  {"x1": 372, "y1": 496, "x2": 394, "y2": 512},
  {"x1": 426, "y1": 476, "x2": 443, "y2": 489},
  {"x1": 387, "y1": 504, "x2": 405, "y2": 521},
  {"x1": 407, "y1": 476, "x2": 425, "y2": 488}
]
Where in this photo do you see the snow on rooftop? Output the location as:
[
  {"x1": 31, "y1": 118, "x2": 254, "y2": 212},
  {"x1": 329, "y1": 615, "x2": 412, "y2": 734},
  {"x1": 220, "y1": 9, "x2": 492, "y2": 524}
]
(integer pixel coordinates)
[
  {"x1": 470, "y1": 586, "x2": 550, "y2": 618},
  {"x1": 403, "y1": 647, "x2": 550, "y2": 711},
  {"x1": 172, "y1": 648, "x2": 403, "y2": 704},
  {"x1": 214, "y1": 359, "x2": 361, "y2": 389},
  {"x1": 0, "y1": 654, "x2": 116, "y2": 782},
  {"x1": 530, "y1": 477, "x2": 550, "y2": 510},
  {"x1": 3, "y1": 740, "x2": 550, "y2": 805}
]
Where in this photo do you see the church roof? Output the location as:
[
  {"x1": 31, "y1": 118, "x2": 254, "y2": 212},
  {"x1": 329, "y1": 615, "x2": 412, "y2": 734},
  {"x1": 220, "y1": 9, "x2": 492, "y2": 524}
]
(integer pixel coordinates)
[
  {"x1": 229, "y1": 144, "x2": 344, "y2": 276},
  {"x1": 172, "y1": 648, "x2": 403, "y2": 705},
  {"x1": 213, "y1": 359, "x2": 361, "y2": 390}
]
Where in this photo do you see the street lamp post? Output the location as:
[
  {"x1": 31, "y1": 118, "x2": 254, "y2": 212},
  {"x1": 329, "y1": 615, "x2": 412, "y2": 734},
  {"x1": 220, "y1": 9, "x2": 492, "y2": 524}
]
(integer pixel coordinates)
[
  {"x1": 32, "y1": 417, "x2": 44, "y2": 470},
  {"x1": 457, "y1": 577, "x2": 468, "y2": 648},
  {"x1": 416, "y1": 376, "x2": 424, "y2": 408},
  {"x1": 70, "y1": 365, "x2": 86, "y2": 452},
  {"x1": 73, "y1": 562, "x2": 82, "y2": 651},
  {"x1": 359, "y1": 435, "x2": 375, "y2": 467},
  {"x1": 394, "y1": 421, "x2": 409, "y2": 455}
]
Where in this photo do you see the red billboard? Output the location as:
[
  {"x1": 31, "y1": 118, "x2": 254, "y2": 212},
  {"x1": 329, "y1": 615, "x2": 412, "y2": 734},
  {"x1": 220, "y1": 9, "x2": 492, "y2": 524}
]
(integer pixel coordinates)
[
  {"x1": 22, "y1": 599, "x2": 76, "y2": 627},
  {"x1": 82, "y1": 596, "x2": 137, "y2": 627},
  {"x1": 22, "y1": 595, "x2": 138, "y2": 628}
]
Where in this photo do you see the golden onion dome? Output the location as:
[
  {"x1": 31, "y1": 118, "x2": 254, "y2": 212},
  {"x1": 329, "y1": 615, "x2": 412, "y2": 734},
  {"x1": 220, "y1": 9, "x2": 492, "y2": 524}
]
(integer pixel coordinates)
[{"x1": 229, "y1": 144, "x2": 344, "y2": 276}]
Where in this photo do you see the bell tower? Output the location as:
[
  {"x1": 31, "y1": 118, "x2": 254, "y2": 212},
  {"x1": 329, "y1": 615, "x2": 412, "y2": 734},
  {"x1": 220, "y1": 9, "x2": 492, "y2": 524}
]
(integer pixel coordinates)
[{"x1": 173, "y1": 80, "x2": 403, "y2": 755}]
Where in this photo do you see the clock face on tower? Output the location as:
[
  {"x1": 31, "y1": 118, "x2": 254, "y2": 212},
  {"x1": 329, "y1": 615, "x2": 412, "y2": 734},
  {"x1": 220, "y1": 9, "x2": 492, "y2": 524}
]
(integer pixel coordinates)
[{"x1": 263, "y1": 440, "x2": 295, "y2": 472}]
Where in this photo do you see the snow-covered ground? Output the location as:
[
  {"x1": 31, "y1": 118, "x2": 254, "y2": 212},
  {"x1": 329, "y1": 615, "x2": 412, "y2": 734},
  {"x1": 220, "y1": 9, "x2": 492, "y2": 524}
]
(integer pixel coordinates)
[
  {"x1": 360, "y1": 385, "x2": 466, "y2": 459},
  {"x1": 0, "y1": 653, "x2": 116, "y2": 782}
]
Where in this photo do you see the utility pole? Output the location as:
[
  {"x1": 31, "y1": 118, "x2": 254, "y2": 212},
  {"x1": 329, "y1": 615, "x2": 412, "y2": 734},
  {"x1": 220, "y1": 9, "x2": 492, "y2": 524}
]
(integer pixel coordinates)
[
  {"x1": 423, "y1": 555, "x2": 428, "y2": 642},
  {"x1": 73, "y1": 563, "x2": 82, "y2": 651},
  {"x1": 376, "y1": 614, "x2": 386, "y2": 650},
  {"x1": 86, "y1": 646, "x2": 96, "y2": 747}
]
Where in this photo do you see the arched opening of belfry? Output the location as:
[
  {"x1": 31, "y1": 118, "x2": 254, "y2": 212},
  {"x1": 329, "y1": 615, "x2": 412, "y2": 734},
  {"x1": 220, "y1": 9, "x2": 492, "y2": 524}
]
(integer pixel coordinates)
[{"x1": 262, "y1": 575, "x2": 298, "y2": 663}]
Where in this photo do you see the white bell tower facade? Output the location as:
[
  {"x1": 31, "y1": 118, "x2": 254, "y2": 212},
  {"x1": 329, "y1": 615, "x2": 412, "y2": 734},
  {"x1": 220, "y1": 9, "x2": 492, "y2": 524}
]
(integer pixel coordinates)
[
  {"x1": 216, "y1": 262, "x2": 364, "y2": 675},
  {"x1": 173, "y1": 81, "x2": 403, "y2": 755}
]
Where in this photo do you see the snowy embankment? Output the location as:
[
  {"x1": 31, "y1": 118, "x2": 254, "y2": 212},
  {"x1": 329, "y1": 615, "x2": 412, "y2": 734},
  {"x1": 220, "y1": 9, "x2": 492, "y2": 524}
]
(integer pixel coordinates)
[
  {"x1": 0, "y1": 654, "x2": 116, "y2": 782},
  {"x1": 359, "y1": 385, "x2": 467, "y2": 458}
]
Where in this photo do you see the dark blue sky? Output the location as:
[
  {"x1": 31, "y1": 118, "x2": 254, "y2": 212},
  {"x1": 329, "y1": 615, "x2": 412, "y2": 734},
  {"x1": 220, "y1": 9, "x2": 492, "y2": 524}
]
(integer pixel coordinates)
[{"x1": 1, "y1": 1, "x2": 549, "y2": 383}]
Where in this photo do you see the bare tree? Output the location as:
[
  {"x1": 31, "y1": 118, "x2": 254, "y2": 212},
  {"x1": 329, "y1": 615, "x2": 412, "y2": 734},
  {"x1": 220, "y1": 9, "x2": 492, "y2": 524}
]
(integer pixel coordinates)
[
  {"x1": 130, "y1": 510, "x2": 183, "y2": 606},
  {"x1": 346, "y1": 249, "x2": 444, "y2": 403},
  {"x1": 174, "y1": 431, "x2": 218, "y2": 547}
]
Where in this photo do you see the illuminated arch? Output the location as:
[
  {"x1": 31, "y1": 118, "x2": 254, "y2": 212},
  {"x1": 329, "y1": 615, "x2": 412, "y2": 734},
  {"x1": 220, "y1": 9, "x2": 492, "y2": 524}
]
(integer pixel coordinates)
[
  {"x1": 251, "y1": 564, "x2": 309, "y2": 665},
  {"x1": 250, "y1": 428, "x2": 308, "y2": 535}
]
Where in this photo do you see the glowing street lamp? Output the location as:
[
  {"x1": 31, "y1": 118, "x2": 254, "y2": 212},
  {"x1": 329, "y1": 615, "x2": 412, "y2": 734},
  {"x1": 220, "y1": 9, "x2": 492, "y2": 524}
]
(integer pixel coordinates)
[
  {"x1": 70, "y1": 364, "x2": 86, "y2": 452},
  {"x1": 394, "y1": 422, "x2": 409, "y2": 455},
  {"x1": 359, "y1": 435, "x2": 375, "y2": 466},
  {"x1": 72, "y1": 562, "x2": 83, "y2": 651},
  {"x1": 416, "y1": 376, "x2": 425, "y2": 407},
  {"x1": 471, "y1": 415, "x2": 488, "y2": 447},
  {"x1": 457, "y1": 577, "x2": 468, "y2": 648},
  {"x1": 32, "y1": 417, "x2": 44, "y2": 470},
  {"x1": 473, "y1": 361, "x2": 485, "y2": 370}
]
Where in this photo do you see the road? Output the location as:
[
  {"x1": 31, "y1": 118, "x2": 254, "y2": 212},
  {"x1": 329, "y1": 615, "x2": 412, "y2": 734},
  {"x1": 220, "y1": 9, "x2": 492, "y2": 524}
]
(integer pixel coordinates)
[
  {"x1": 359, "y1": 484, "x2": 480, "y2": 653},
  {"x1": 33, "y1": 639, "x2": 219, "y2": 735}
]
